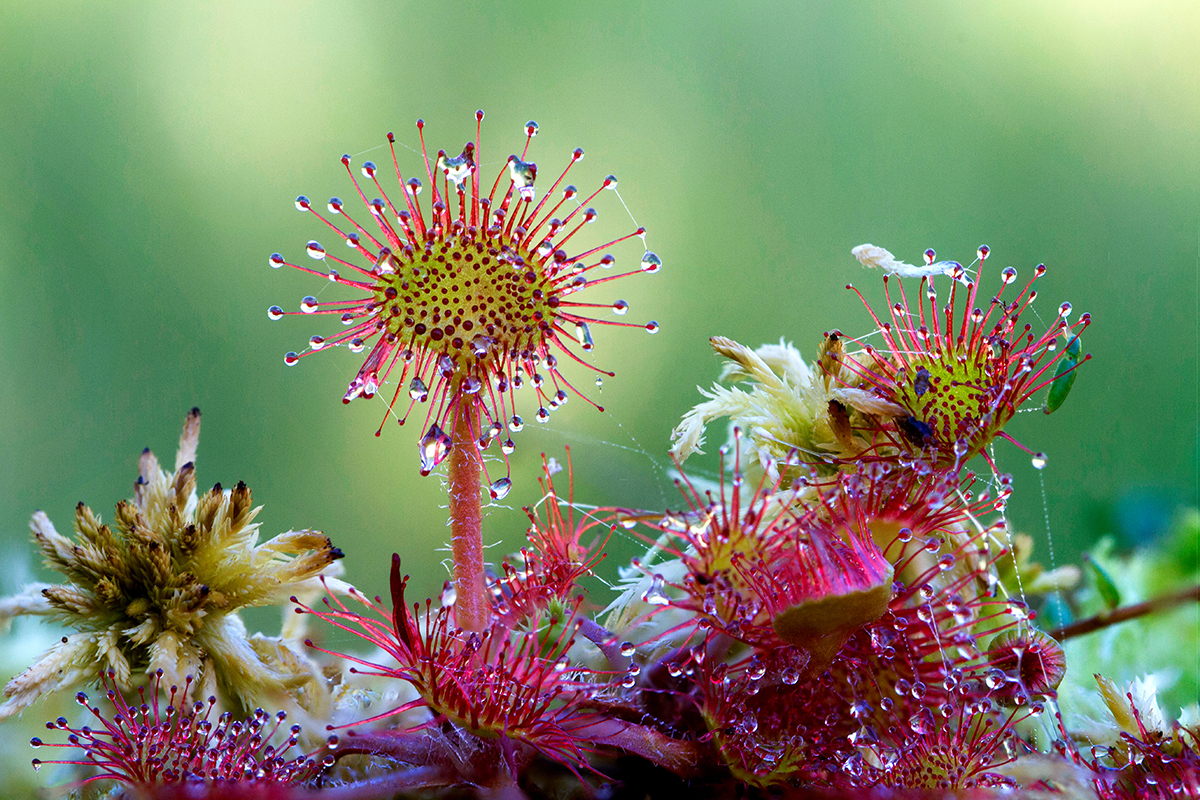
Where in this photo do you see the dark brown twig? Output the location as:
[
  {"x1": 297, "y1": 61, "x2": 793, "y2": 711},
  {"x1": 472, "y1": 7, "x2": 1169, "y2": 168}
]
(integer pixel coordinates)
[{"x1": 1050, "y1": 584, "x2": 1200, "y2": 641}]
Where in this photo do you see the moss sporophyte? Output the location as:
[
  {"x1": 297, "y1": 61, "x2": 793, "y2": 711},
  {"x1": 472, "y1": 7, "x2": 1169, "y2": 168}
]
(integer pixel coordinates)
[{"x1": 270, "y1": 112, "x2": 660, "y2": 631}]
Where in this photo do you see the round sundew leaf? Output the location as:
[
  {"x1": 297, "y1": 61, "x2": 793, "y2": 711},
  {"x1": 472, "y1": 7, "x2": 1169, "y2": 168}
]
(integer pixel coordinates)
[
  {"x1": 772, "y1": 575, "x2": 894, "y2": 643},
  {"x1": 772, "y1": 569, "x2": 894, "y2": 667},
  {"x1": 271, "y1": 117, "x2": 657, "y2": 472},
  {"x1": 987, "y1": 627, "x2": 1066, "y2": 694}
]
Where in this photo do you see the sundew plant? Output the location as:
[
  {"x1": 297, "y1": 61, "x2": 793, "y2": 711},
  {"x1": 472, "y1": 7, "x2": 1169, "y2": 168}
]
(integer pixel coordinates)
[{"x1": 1, "y1": 108, "x2": 1197, "y2": 800}]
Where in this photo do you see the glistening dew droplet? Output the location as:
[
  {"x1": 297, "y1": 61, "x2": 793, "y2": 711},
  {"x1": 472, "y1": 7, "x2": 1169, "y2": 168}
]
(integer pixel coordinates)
[
  {"x1": 641, "y1": 576, "x2": 670, "y2": 606},
  {"x1": 488, "y1": 478, "x2": 512, "y2": 500},
  {"x1": 575, "y1": 322, "x2": 594, "y2": 351},
  {"x1": 640, "y1": 251, "x2": 663, "y2": 273},
  {"x1": 419, "y1": 424, "x2": 452, "y2": 475}
]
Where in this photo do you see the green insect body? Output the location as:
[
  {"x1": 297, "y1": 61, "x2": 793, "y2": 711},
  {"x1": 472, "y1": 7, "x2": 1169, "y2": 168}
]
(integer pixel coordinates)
[{"x1": 1044, "y1": 335, "x2": 1082, "y2": 414}]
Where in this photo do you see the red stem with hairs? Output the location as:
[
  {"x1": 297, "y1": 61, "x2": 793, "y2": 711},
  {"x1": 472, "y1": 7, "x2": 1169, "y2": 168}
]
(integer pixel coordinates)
[{"x1": 448, "y1": 402, "x2": 487, "y2": 631}]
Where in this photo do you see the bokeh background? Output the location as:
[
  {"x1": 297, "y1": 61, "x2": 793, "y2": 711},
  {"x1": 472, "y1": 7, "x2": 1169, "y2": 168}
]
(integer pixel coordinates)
[{"x1": 0, "y1": 0, "x2": 1195, "y2": 697}]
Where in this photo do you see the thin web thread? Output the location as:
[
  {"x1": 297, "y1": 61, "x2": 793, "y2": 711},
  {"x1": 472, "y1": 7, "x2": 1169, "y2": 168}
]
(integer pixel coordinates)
[
  {"x1": 1014, "y1": 284, "x2": 1064, "y2": 615},
  {"x1": 881, "y1": 263, "x2": 1044, "y2": 614}
]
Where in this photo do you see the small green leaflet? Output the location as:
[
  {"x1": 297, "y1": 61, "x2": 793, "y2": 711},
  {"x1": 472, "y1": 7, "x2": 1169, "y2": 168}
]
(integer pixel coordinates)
[
  {"x1": 1084, "y1": 553, "x2": 1121, "y2": 611},
  {"x1": 1044, "y1": 334, "x2": 1082, "y2": 414}
]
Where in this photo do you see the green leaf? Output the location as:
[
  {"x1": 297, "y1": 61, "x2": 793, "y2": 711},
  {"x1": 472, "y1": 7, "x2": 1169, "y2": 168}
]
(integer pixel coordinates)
[
  {"x1": 1044, "y1": 335, "x2": 1082, "y2": 414},
  {"x1": 1084, "y1": 553, "x2": 1122, "y2": 610}
]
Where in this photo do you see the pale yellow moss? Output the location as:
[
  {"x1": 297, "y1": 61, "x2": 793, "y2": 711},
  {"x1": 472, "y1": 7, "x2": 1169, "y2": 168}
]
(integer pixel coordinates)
[
  {"x1": 0, "y1": 409, "x2": 344, "y2": 720},
  {"x1": 670, "y1": 336, "x2": 904, "y2": 479}
]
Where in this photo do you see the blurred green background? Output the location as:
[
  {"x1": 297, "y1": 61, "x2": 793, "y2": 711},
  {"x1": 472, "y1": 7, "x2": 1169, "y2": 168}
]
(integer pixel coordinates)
[{"x1": 0, "y1": 0, "x2": 1195, "y2": 632}]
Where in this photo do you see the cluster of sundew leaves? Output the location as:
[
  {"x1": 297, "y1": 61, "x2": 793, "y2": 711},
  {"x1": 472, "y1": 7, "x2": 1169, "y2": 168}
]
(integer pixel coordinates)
[
  {"x1": 276, "y1": 457, "x2": 712, "y2": 783},
  {"x1": 268, "y1": 113, "x2": 662, "y2": 493},
  {"x1": 295, "y1": 554, "x2": 617, "y2": 771},
  {"x1": 29, "y1": 671, "x2": 335, "y2": 787},
  {"x1": 599, "y1": 444, "x2": 1074, "y2": 790},
  {"x1": 29, "y1": 455, "x2": 1188, "y2": 798},
  {"x1": 9, "y1": 126, "x2": 1156, "y2": 800},
  {"x1": 628, "y1": 245, "x2": 1099, "y2": 786}
]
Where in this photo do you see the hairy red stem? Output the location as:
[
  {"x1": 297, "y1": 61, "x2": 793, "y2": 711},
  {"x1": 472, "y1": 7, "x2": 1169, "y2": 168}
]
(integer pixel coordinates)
[
  {"x1": 315, "y1": 765, "x2": 455, "y2": 799},
  {"x1": 447, "y1": 402, "x2": 487, "y2": 632}
]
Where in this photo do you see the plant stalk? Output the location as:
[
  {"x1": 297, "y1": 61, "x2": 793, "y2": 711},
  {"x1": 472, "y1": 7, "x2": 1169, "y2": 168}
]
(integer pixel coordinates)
[
  {"x1": 314, "y1": 765, "x2": 454, "y2": 799},
  {"x1": 448, "y1": 401, "x2": 487, "y2": 631},
  {"x1": 1050, "y1": 583, "x2": 1200, "y2": 641}
]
